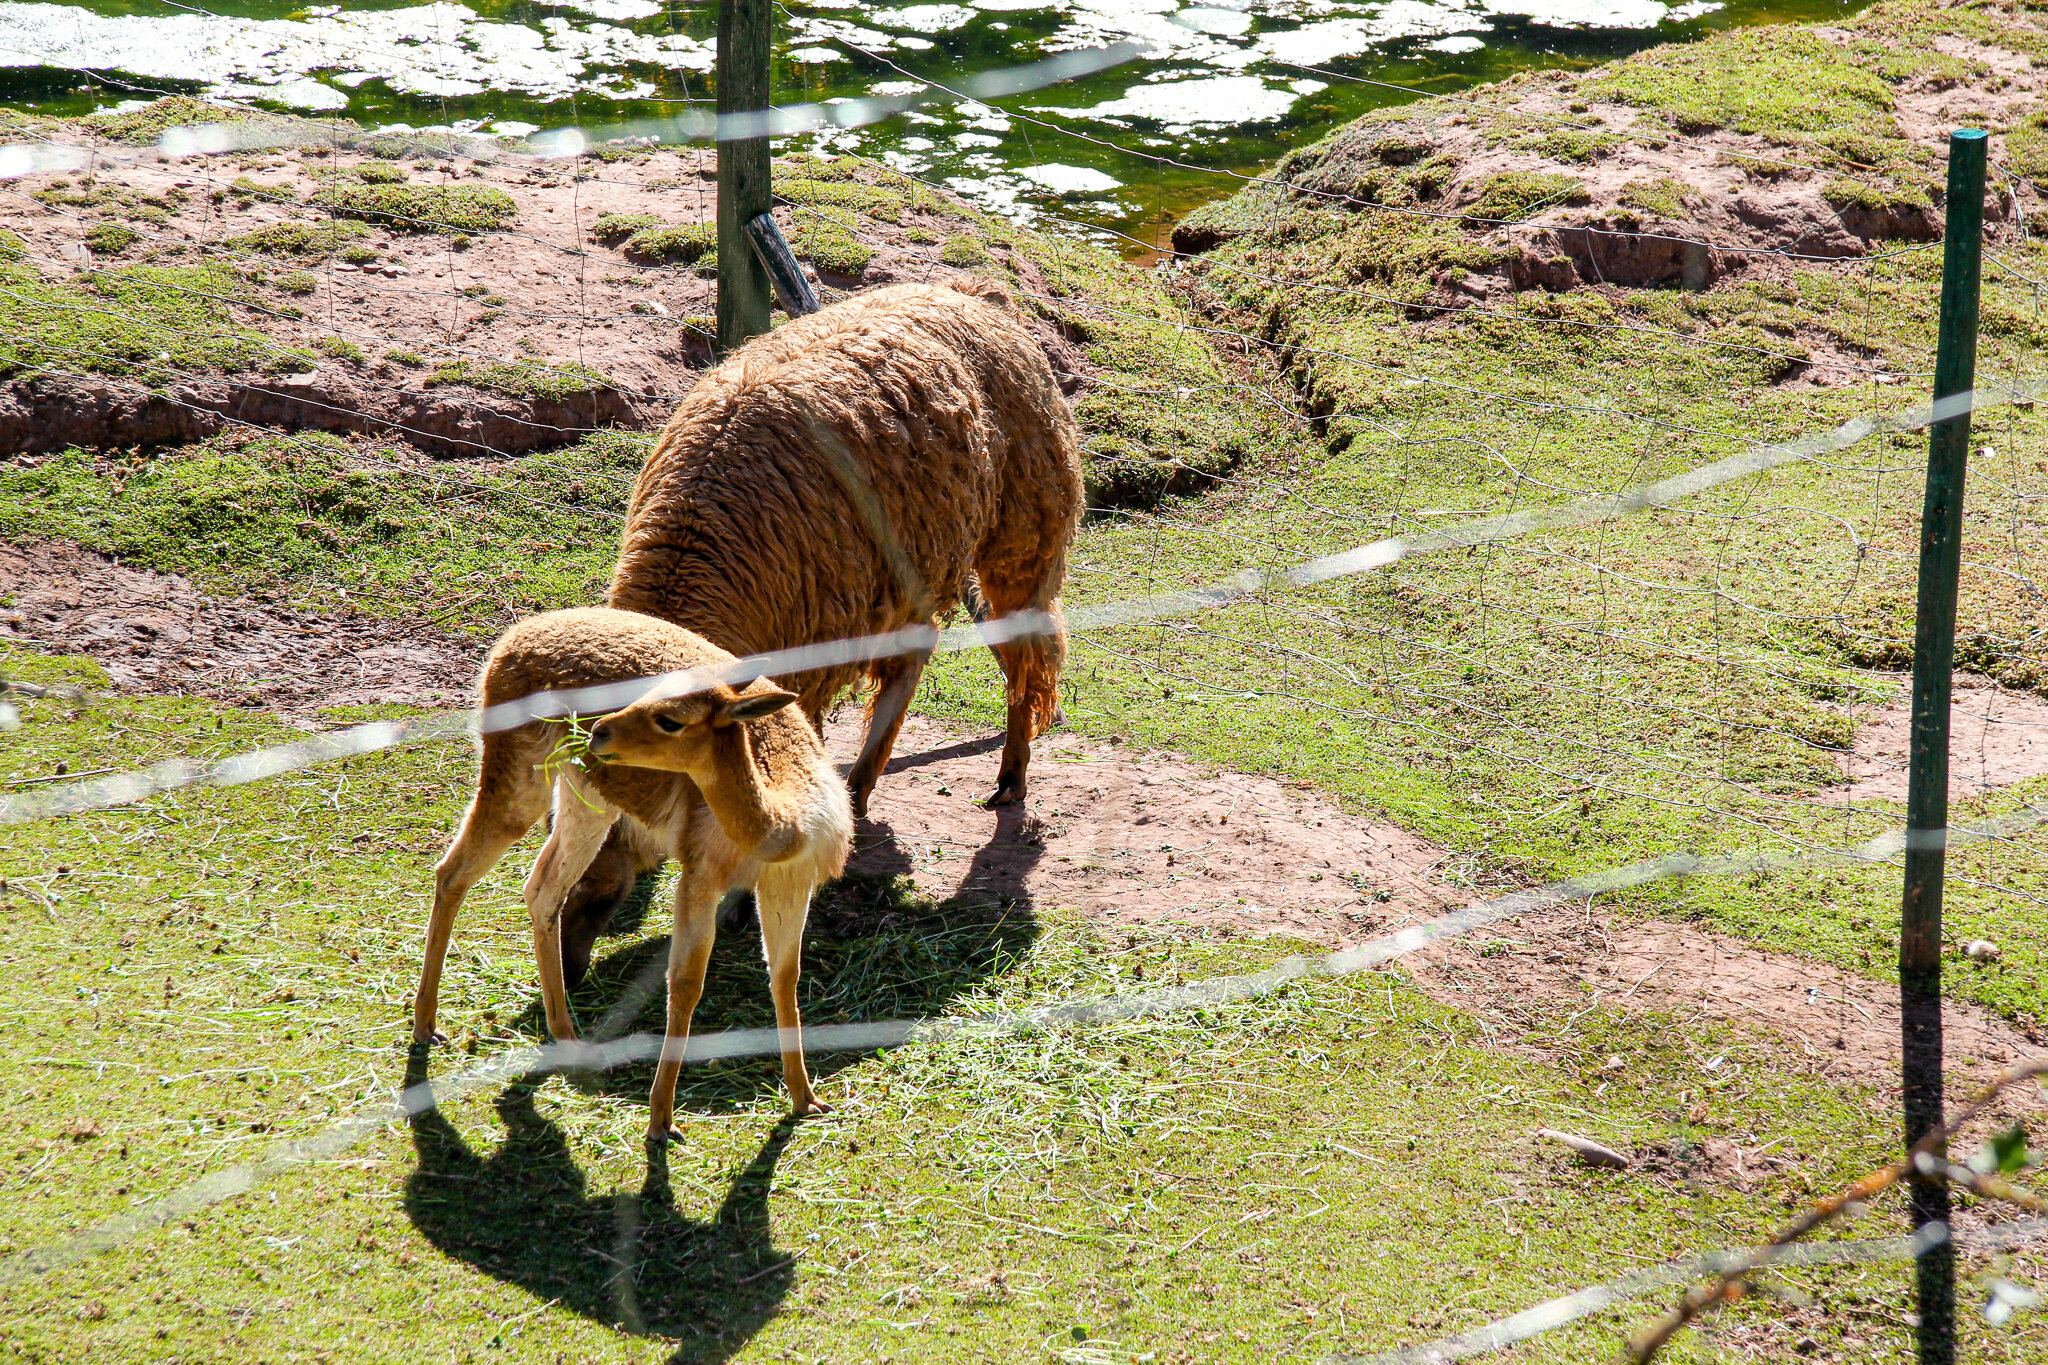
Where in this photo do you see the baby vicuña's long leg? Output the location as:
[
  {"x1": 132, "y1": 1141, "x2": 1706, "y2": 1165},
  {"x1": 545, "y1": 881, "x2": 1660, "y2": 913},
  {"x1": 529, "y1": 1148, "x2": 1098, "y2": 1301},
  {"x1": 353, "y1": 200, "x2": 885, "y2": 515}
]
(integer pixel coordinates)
[
  {"x1": 414, "y1": 739, "x2": 549, "y2": 1046},
  {"x1": 522, "y1": 777, "x2": 616, "y2": 1044},
  {"x1": 755, "y1": 860, "x2": 829, "y2": 1115},
  {"x1": 645, "y1": 861, "x2": 724, "y2": 1144}
]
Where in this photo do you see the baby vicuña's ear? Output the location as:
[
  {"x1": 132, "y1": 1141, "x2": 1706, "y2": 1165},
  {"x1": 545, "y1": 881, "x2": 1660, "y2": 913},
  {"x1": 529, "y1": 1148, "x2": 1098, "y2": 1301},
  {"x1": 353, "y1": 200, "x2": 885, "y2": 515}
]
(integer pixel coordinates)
[{"x1": 718, "y1": 688, "x2": 799, "y2": 724}]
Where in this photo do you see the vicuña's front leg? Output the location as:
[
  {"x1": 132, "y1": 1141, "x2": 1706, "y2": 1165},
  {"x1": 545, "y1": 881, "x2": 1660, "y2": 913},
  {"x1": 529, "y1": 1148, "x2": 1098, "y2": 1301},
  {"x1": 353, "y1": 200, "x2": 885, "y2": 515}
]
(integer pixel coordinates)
[
  {"x1": 646, "y1": 869, "x2": 721, "y2": 1144},
  {"x1": 756, "y1": 864, "x2": 830, "y2": 1116},
  {"x1": 523, "y1": 780, "x2": 615, "y2": 1047}
]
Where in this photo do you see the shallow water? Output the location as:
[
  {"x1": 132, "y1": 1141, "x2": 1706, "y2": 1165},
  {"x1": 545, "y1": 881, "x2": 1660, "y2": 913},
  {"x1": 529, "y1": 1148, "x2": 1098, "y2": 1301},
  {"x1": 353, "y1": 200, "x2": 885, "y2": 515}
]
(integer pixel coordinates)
[{"x1": 0, "y1": 0, "x2": 1868, "y2": 243}]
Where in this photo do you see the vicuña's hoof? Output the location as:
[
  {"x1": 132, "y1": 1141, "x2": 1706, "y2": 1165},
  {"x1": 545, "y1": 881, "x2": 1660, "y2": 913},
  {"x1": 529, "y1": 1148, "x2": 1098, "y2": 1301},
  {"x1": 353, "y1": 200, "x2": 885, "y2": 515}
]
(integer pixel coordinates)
[
  {"x1": 646, "y1": 1123, "x2": 685, "y2": 1149},
  {"x1": 409, "y1": 1030, "x2": 447, "y2": 1050},
  {"x1": 792, "y1": 1096, "x2": 834, "y2": 1118},
  {"x1": 982, "y1": 782, "x2": 1024, "y2": 809}
]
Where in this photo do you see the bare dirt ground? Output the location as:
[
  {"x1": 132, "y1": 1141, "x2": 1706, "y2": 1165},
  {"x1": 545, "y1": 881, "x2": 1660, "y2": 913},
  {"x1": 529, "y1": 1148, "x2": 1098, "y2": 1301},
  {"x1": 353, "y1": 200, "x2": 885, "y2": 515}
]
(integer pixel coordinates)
[
  {"x1": 0, "y1": 539, "x2": 476, "y2": 717},
  {"x1": 1828, "y1": 673, "x2": 2048, "y2": 802},
  {"x1": 6, "y1": 541, "x2": 2039, "y2": 1122}
]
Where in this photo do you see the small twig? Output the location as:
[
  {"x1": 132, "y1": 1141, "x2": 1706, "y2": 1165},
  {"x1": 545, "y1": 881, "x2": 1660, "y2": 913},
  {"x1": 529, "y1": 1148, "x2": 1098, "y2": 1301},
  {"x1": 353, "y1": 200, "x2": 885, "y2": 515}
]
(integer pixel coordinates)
[{"x1": 1537, "y1": 1128, "x2": 1630, "y2": 1170}]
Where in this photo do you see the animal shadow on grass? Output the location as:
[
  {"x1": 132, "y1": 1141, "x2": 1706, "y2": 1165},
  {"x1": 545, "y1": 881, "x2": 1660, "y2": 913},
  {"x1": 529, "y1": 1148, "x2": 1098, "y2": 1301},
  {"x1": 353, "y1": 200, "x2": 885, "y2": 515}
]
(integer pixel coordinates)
[
  {"x1": 403, "y1": 793, "x2": 1043, "y2": 1356},
  {"x1": 405, "y1": 1073, "x2": 799, "y2": 1363},
  {"x1": 531, "y1": 795, "x2": 1049, "y2": 1117}
]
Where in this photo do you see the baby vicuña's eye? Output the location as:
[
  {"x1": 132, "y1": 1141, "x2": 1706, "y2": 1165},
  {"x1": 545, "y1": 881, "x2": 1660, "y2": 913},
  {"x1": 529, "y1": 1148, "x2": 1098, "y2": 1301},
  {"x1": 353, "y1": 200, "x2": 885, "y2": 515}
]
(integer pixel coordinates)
[{"x1": 653, "y1": 714, "x2": 685, "y2": 734}]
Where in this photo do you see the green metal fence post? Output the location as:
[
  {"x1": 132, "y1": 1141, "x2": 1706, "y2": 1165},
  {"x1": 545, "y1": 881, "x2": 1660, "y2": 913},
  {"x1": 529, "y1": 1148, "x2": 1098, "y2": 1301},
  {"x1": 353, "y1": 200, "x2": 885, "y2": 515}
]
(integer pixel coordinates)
[
  {"x1": 1900, "y1": 125, "x2": 1987, "y2": 1365},
  {"x1": 716, "y1": 0, "x2": 773, "y2": 354}
]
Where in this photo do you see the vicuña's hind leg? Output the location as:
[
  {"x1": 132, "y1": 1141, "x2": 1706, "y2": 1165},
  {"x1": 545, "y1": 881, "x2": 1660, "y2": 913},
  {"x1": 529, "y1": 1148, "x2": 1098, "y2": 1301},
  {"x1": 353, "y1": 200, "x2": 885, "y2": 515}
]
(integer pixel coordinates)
[
  {"x1": 756, "y1": 862, "x2": 828, "y2": 1116},
  {"x1": 414, "y1": 748, "x2": 549, "y2": 1046},
  {"x1": 974, "y1": 561, "x2": 1068, "y2": 808},
  {"x1": 845, "y1": 646, "x2": 930, "y2": 819}
]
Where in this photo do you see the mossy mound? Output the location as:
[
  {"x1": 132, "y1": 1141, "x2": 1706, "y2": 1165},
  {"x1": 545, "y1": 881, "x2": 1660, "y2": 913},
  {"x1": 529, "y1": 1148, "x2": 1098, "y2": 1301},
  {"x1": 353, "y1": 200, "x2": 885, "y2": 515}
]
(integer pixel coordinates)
[
  {"x1": 306, "y1": 183, "x2": 517, "y2": 234},
  {"x1": 226, "y1": 219, "x2": 369, "y2": 258},
  {"x1": 424, "y1": 358, "x2": 616, "y2": 401},
  {"x1": 0, "y1": 261, "x2": 277, "y2": 382},
  {"x1": 620, "y1": 222, "x2": 715, "y2": 266},
  {"x1": 80, "y1": 95, "x2": 264, "y2": 146}
]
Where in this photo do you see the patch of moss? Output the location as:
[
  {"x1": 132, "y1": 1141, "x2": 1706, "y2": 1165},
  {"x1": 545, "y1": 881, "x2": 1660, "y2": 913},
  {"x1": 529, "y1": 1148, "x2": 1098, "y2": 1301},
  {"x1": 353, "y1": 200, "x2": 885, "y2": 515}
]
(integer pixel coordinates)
[
  {"x1": 1820, "y1": 178, "x2": 1932, "y2": 214},
  {"x1": 1461, "y1": 171, "x2": 1589, "y2": 224},
  {"x1": 81, "y1": 95, "x2": 259, "y2": 146},
  {"x1": 620, "y1": 222, "x2": 714, "y2": 264},
  {"x1": 584, "y1": 142, "x2": 656, "y2": 162},
  {"x1": 590, "y1": 211, "x2": 662, "y2": 245},
  {"x1": 1617, "y1": 176, "x2": 1691, "y2": 219},
  {"x1": 82, "y1": 221, "x2": 137, "y2": 255},
  {"x1": 785, "y1": 207, "x2": 874, "y2": 277},
  {"x1": 228, "y1": 176, "x2": 296, "y2": 204},
  {"x1": 261, "y1": 348, "x2": 317, "y2": 374},
  {"x1": 776, "y1": 177, "x2": 908, "y2": 224},
  {"x1": 940, "y1": 235, "x2": 991, "y2": 267},
  {"x1": 424, "y1": 357, "x2": 615, "y2": 401},
  {"x1": 339, "y1": 244, "x2": 378, "y2": 265},
  {"x1": 307, "y1": 183, "x2": 517, "y2": 234},
  {"x1": 0, "y1": 226, "x2": 23, "y2": 262},
  {"x1": 275, "y1": 269, "x2": 318, "y2": 295},
  {"x1": 36, "y1": 181, "x2": 124, "y2": 210},
  {"x1": 313, "y1": 335, "x2": 365, "y2": 362},
  {"x1": 352, "y1": 160, "x2": 408, "y2": 184},
  {"x1": 0, "y1": 262, "x2": 276, "y2": 383},
  {"x1": 226, "y1": 218, "x2": 369, "y2": 258}
]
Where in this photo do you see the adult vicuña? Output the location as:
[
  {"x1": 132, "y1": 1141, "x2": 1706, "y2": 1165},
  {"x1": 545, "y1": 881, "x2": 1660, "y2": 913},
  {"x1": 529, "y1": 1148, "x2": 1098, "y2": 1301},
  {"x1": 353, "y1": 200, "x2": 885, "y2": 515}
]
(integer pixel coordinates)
[
  {"x1": 413, "y1": 607, "x2": 853, "y2": 1141},
  {"x1": 560, "y1": 277, "x2": 1083, "y2": 967}
]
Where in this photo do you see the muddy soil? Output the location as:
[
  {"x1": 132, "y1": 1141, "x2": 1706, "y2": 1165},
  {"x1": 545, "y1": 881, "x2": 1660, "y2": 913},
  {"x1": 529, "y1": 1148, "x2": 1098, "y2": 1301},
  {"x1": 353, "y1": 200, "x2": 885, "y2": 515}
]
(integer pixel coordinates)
[{"x1": 0, "y1": 539, "x2": 478, "y2": 716}]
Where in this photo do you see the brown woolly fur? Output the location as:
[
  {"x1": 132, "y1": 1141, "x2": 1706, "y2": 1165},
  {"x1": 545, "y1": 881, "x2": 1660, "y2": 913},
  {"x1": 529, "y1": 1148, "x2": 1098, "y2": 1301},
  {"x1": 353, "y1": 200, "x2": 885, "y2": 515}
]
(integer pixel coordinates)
[
  {"x1": 555, "y1": 277, "x2": 1081, "y2": 939},
  {"x1": 413, "y1": 607, "x2": 853, "y2": 1143},
  {"x1": 611, "y1": 278, "x2": 1080, "y2": 746}
]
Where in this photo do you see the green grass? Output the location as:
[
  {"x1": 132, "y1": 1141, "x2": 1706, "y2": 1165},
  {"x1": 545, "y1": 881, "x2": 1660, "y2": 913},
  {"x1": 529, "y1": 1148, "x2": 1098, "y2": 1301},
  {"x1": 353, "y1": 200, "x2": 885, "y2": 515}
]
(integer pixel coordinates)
[
  {"x1": 306, "y1": 183, "x2": 518, "y2": 235},
  {"x1": 424, "y1": 358, "x2": 616, "y2": 402},
  {"x1": 2, "y1": 651, "x2": 2040, "y2": 1362},
  {"x1": 0, "y1": 261, "x2": 277, "y2": 383},
  {"x1": 0, "y1": 430, "x2": 647, "y2": 628}
]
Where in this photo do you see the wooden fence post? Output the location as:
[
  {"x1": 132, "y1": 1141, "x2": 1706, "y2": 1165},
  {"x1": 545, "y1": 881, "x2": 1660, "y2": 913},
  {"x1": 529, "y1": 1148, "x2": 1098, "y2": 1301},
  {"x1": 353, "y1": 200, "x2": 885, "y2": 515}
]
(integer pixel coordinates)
[
  {"x1": 1899, "y1": 125, "x2": 1987, "y2": 1365},
  {"x1": 716, "y1": 0, "x2": 773, "y2": 353}
]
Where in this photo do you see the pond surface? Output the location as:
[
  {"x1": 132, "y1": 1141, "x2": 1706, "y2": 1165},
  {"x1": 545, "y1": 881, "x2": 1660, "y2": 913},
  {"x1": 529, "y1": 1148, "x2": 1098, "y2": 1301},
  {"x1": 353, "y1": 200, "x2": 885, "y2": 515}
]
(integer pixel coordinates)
[{"x1": 0, "y1": 0, "x2": 1867, "y2": 244}]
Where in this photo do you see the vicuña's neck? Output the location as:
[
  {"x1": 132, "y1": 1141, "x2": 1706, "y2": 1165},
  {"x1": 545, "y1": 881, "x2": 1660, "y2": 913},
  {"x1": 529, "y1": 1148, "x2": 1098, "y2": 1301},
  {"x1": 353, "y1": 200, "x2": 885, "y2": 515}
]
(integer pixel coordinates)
[{"x1": 696, "y1": 726, "x2": 802, "y2": 860}]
